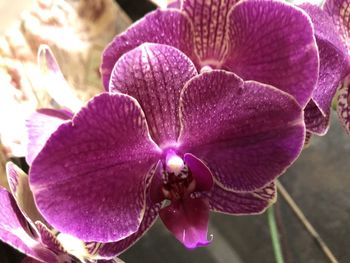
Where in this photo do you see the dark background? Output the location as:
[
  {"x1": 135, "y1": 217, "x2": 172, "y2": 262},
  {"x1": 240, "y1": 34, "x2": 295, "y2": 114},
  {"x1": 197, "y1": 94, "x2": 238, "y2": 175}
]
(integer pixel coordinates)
[{"x1": 1, "y1": 1, "x2": 350, "y2": 262}]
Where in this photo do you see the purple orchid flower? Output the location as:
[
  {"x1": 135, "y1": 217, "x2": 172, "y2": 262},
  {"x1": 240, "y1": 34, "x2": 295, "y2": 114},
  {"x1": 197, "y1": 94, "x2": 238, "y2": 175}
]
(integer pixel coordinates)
[
  {"x1": 28, "y1": 38, "x2": 306, "y2": 254},
  {"x1": 0, "y1": 162, "x2": 122, "y2": 263},
  {"x1": 25, "y1": 0, "x2": 319, "y2": 257},
  {"x1": 319, "y1": 0, "x2": 350, "y2": 134},
  {"x1": 299, "y1": 3, "x2": 350, "y2": 137}
]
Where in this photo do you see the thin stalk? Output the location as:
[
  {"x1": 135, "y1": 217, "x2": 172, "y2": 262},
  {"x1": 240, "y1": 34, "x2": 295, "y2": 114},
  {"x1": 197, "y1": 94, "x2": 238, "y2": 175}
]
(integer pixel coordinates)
[
  {"x1": 277, "y1": 181, "x2": 338, "y2": 263},
  {"x1": 268, "y1": 205, "x2": 285, "y2": 263}
]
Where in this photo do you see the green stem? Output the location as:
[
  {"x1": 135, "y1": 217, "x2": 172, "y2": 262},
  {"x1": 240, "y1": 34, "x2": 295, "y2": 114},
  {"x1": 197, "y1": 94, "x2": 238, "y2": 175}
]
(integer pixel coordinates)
[{"x1": 267, "y1": 206, "x2": 285, "y2": 263}]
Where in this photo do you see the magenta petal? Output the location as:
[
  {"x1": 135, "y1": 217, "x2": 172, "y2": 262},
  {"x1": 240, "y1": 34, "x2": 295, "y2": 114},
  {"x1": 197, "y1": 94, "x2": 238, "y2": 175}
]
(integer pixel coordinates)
[
  {"x1": 337, "y1": 77, "x2": 350, "y2": 134},
  {"x1": 96, "y1": 168, "x2": 162, "y2": 258},
  {"x1": 101, "y1": 9, "x2": 197, "y2": 89},
  {"x1": 26, "y1": 108, "x2": 72, "y2": 165},
  {"x1": 301, "y1": 4, "x2": 349, "y2": 134},
  {"x1": 159, "y1": 197, "x2": 210, "y2": 249},
  {"x1": 110, "y1": 43, "x2": 197, "y2": 147},
  {"x1": 30, "y1": 93, "x2": 161, "y2": 242},
  {"x1": 208, "y1": 182, "x2": 276, "y2": 214},
  {"x1": 97, "y1": 200, "x2": 161, "y2": 258},
  {"x1": 324, "y1": 0, "x2": 350, "y2": 50},
  {"x1": 181, "y1": 0, "x2": 238, "y2": 65},
  {"x1": 0, "y1": 187, "x2": 57, "y2": 263},
  {"x1": 6, "y1": 162, "x2": 44, "y2": 225},
  {"x1": 184, "y1": 153, "x2": 213, "y2": 192},
  {"x1": 304, "y1": 100, "x2": 331, "y2": 135},
  {"x1": 224, "y1": 0, "x2": 318, "y2": 107},
  {"x1": 21, "y1": 257, "x2": 44, "y2": 263},
  {"x1": 179, "y1": 70, "x2": 305, "y2": 191},
  {"x1": 35, "y1": 222, "x2": 65, "y2": 255}
]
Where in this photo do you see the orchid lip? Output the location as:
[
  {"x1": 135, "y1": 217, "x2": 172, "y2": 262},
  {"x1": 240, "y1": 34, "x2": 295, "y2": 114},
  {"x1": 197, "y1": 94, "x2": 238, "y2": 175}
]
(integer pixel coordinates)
[{"x1": 161, "y1": 151, "x2": 196, "y2": 201}]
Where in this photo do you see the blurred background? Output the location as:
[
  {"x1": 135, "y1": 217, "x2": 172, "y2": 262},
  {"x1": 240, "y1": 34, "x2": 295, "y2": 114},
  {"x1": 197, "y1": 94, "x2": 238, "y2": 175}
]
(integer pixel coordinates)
[{"x1": 0, "y1": 0, "x2": 349, "y2": 262}]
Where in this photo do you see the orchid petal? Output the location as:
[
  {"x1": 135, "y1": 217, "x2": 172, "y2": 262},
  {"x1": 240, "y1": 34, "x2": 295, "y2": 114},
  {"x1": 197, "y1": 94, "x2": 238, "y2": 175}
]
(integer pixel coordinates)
[
  {"x1": 224, "y1": 0, "x2": 318, "y2": 107},
  {"x1": 208, "y1": 182, "x2": 276, "y2": 214},
  {"x1": 337, "y1": 76, "x2": 350, "y2": 134},
  {"x1": 181, "y1": 0, "x2": 238, "y2": 65},
  {"x1": 35, "y1": 222, "x2": 65, "y2": 254},
  {"x1": 304, "y1": 101, "x2": 331, "y2": 135},
  {"x1": 97, "y1": 200, "x2": 161, "y2": 258},
  {"x1": 38, "y1": 45, "x2": 83, "y2": 112},
  {"x1": 304, "y1": 131, "x2": 313, "y2": 148},
  {"x1": 110, "y1": 43, "x2": 197, "y2": 147},
  {"x1": 324, "y1": 0, "x2": 350, "y2": 51},
  {"x1": 302, "y1": 4, "x2": 349, "y2": 134},
  {"x1": 101, "y1": 9, "x2": 196, "y2": 89},
  {"x1": 21, "y1": 257, "x2": 44, "y2": 263},
  {"x1": 95, "y1": 167, "x2": 162, "y2": 258},
  {"x1": 184, "y1": 153, "x2": 213, "y2": 192},
  {"x1": 159, "y1": 197, "x2": 210, "y2": 249},
  {"x1": 26, "y1": 108, "x2": 72, "y2": 165},
  {"x1": 0, "y1": 187, "x2": 58, "y2": 263},
  {"x1": 178, "y1": 70, "x2": 305, "y2": 191},
  {"x1": 30, "y1": 93, "x2": 161, "y2": 242},
  {"x1": 6, "y1": 162, "x2": 44, "y2": 226}
]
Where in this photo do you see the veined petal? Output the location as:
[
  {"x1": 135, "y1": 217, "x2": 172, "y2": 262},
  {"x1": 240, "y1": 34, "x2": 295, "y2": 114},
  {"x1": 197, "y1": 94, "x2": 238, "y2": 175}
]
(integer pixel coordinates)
[
  {"x1": 110, "y1": 43, "x2": 197, "y2": 147},
  {"x1": 224, "y1": 0, "x2": 319, "y2": 107},
  {"x1": 35, "y1": 222, "x2": 65, "y2": 255},
  {"x1": 159, "y1": 197, "x2": 210, "y2": 249},
  {"x1": 0, "y1": 187, "x2": 58, "y2": 263},
  {"x1": 182, "y1": 0, "x2": 238, "y2": 65},
  {"x1": 324, "y1": 0, "x2": 350, "y2": 51},
  {"x1": 302, "y1": 4, "x2": 349, "y2": 134},
  {"x1": 96, "y1": 167, "x2": 162, "y2": 258},
  {"x1": 178, "y1": 70, "x2": 305, "y2": 191},
  {"x1": 101, "y1": 9, "x2": 196, "y2": 89},
  {"x1": 30, "y1": 93, "x2": 161, "y2": 242},
  {"x1": 304, "y1": 100, "x2": 331, "y2": 135},
  {"x1": 337, "y1": 76, "x2": 350, "y2": 134},
  {"x1": 184, "y1": 153, "x2": 213, "y2": 192},
  {"x1": 6, "y1": 162, "x2": 44, "y2": 227},
  {"x1": 26, "y1": 108, "x2": 72, "y2": 165},
  {"x1": 208, "y1": 182, "x2": 275, "y2": 214},
  {"x1": 96, "y1": 201, "x2": 161, "y2": 258}
]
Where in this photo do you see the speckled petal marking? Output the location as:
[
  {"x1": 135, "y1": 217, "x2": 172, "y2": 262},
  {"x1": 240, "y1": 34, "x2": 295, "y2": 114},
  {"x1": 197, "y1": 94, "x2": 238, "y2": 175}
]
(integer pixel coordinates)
[
  {"x1": 337, "y1": 76, "x2": 350, "y2": 134},
  {"x1": 324, "y1": 0, "x2": 350, "y2": 51}
]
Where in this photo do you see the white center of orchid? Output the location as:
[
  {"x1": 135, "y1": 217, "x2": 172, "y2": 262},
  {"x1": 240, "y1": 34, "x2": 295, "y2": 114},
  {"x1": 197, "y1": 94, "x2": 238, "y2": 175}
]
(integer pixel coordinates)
[
  {"x1": 166, "y1": 153, "x2": 184, "y2": 175},
  {"x1": 200, "y1": 65, "x2": 213, "y2": 73},
  {"x1": 56, "y1": 233, "x2": 89, "y2": 261}
]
